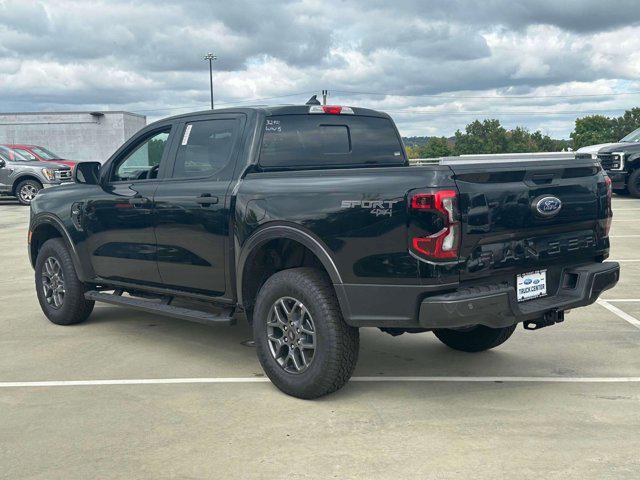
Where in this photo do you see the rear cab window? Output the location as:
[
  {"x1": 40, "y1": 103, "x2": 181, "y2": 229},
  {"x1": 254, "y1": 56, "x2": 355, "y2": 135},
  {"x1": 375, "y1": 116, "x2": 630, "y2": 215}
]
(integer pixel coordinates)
[{"x1": 259, "y1": 114, "x2": 405, "y2": 169}]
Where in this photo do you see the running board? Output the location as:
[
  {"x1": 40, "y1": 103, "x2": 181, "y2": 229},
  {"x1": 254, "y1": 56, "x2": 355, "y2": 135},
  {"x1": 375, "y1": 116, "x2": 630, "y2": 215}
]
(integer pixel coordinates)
[{"x1": 84, "y1": 291, "x2": 236, "y2": 326}]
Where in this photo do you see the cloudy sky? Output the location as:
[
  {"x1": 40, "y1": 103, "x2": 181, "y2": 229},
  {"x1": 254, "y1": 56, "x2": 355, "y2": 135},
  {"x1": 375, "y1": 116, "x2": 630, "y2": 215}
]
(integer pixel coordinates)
[{"x1": 2, "y1": 0, "x2": 640, "y2": 138}]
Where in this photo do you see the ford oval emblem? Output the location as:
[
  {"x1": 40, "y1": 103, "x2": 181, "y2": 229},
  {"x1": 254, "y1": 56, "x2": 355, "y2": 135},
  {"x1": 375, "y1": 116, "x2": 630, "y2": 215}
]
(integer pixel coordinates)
[{"x1": 534, "y1": 196, "x2": 562, "y2": 217}]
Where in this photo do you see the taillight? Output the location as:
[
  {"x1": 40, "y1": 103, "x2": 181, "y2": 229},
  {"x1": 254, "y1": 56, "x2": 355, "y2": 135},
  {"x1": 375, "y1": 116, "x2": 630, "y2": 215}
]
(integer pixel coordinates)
[
  {"x1": 308, "y1": 105, "x2": 355, "y2": 115},
  {"x1": 604, "y1": 175, "x2": 612, "y2": 237},
  {"x1": 409, "y1": 190, "x2": 460, "y2": 262}
]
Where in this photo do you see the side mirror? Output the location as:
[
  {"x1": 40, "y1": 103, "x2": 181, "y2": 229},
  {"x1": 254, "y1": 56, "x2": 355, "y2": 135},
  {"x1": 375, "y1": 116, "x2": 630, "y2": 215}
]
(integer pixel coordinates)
[
  {"x1": 73, "y1": 161, "x2": 101, "y2": 185},
  {"x1": 0, "y1": 158, "x2": 5, "y2": 168}
]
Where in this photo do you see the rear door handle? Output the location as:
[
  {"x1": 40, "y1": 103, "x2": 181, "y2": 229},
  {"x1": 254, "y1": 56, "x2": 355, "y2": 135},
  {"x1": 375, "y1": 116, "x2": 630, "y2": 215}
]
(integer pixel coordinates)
[{"x1": 195, "y1": 194, "x2": 219, "y2": 206}]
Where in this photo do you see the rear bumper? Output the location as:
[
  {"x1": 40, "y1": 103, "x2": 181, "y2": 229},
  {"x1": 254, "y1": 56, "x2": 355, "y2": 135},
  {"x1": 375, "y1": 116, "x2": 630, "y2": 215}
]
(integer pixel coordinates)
[
  {"x1": 418, "y1": 262, "x2": 619, "y2": 329},
  {"x1": 335, "y1": 261, "x2": 619, "y2": 329}
]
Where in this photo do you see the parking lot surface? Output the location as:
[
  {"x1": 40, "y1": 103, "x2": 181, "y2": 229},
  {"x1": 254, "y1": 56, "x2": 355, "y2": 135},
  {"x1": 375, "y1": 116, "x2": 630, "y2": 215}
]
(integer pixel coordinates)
[{"x1": 1, "y1": 195, "x2": 639, "y2": 479}]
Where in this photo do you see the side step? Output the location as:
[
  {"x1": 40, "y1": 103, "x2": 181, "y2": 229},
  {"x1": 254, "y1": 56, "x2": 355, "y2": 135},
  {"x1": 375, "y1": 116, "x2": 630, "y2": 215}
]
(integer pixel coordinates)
[{"x1": 85, "y1": 290, "x2": 236, "y2": 326}]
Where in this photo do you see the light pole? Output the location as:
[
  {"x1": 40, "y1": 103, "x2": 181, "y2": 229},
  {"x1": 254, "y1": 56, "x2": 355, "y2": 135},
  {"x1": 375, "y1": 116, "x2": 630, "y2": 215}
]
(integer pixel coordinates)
[{"x1": 204, "y1": 53, "x2": 217, "y2": 109}]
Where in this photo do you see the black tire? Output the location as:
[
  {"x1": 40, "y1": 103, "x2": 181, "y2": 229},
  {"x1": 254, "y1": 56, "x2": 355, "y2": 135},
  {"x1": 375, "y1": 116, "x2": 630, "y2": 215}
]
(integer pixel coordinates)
[
  {"x1": 35, "y1": 238, "x2": 94, "y2": 325},
  {"x1": 15, "y1": 179, "x2": 42, "y2": 206},
  {"x1": 433, "y1": 324, "x2": 516, "y2": 353},
  {"x1": 627, "y1": 169, "x2": 640, "y2": 198},
  {"x1": 253, "y1": 267, "x2": 359, "y2": 399},
  {"x1": 613, "y1": 188, "x2": 629, "y2": 196}
]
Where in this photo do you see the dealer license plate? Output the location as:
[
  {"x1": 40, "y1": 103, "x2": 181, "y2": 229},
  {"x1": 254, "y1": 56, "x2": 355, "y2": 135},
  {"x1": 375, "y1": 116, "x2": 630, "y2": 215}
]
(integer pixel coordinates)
[{"x1": 516, "y1": 270, "x2": 547, "y2": 302}]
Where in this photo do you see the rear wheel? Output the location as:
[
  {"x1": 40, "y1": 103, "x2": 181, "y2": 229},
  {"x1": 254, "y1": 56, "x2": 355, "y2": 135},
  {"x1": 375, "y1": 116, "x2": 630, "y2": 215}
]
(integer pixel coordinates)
[
  {"x1": 433, "y1": 324, "x2": 516, "y2": 352},
  {"x1": 627, "y1": 169, "x2": 640, "y2": 198},
  {"x1": 253, "y1": 268, "x2": 359, "y2": 399},
  {"x1": 16, "y1": 179, "x2": 42, "y2": 205},
  {"x1": 35, "y1": 238, "x2": 94, "y2": 325}
]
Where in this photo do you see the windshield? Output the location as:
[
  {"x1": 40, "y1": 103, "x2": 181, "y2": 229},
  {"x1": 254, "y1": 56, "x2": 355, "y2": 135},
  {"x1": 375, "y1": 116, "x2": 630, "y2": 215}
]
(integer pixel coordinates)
[
  {"x1": 620, "y1": 127, "x2": 640, "y2": 143},
  {"x1": 0, "y1": 146, "x2": 32, "y2": 161},
  {"x1": 31, "y1": 146, "x2": 60, "y2": 160}
]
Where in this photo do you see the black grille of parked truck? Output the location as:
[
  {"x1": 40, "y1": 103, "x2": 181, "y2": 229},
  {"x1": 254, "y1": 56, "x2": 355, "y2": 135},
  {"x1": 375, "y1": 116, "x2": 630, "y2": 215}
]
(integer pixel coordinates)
[{"x1": 28, "y1": 102, "x2": 619, "y2": 398}]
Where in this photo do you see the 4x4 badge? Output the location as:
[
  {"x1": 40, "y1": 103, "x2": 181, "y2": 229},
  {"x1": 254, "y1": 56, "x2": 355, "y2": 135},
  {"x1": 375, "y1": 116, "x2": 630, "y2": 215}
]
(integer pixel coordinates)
[{"x1": 341, "y1": 199, "x2": 399, "y2": 217}]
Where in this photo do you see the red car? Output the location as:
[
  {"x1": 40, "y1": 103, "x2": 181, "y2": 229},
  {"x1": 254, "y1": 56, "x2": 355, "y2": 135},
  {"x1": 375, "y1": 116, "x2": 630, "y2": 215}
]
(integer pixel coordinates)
[{"x1": 2, "y1": 144, "x2": 78, "y2": 168}]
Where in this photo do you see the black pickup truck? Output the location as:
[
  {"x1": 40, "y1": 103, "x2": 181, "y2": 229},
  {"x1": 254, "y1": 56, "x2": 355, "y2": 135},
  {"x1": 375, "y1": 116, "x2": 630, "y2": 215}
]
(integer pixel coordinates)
[{"x1": 28, "y1": 103, "x2": 619, "y2": 398}]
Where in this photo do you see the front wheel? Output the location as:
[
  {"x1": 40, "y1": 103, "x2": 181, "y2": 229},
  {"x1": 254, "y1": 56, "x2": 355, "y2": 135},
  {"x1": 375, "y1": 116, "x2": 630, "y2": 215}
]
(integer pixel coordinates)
[
  {"x1": 253, "y1": 268, "x2": 359, "y2": 399},
  {"x1": 16, "y1": 179, "x2": 43, "y2": 205},
  {"x1": 35, "y1": 238, "x2": 94, "y2": 325},
  {"x1": 433, "y1": 324, "x2": 516, "y2": 352},
  {"x1": 627, "y1": 169, "x2": 640, "y2": 198}
]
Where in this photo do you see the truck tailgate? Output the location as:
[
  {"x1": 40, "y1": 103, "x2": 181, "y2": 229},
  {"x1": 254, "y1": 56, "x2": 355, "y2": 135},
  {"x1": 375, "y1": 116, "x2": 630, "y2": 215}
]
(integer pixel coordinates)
[{"x1": 447, "y1": 158, "x2": 610, "y2": 283}]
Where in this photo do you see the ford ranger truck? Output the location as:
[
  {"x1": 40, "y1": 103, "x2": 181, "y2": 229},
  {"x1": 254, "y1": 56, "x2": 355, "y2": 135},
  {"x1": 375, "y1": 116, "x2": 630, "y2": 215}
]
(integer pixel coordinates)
[{"x1": 28, "y1": 103, "x2": 619, "y2": 399}]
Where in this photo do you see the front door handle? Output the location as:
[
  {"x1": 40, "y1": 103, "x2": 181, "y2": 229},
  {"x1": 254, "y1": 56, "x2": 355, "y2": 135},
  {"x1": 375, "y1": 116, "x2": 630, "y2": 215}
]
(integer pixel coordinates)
[
  {"x1": 195, "y1": 194, "x2": 219, "y2": 206},
  {"x1": 129, "y1": 196, "x2": 152, "y2": 206}
]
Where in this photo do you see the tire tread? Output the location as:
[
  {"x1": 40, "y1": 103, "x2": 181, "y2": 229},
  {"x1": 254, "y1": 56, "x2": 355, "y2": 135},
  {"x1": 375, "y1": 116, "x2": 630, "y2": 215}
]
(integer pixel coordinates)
[
  {"x1": 35, "y1": 238, "x2": 94, "y2": 325},
  {"x1": 254, "y1": 267, "x2": 359, "y2": 399}
]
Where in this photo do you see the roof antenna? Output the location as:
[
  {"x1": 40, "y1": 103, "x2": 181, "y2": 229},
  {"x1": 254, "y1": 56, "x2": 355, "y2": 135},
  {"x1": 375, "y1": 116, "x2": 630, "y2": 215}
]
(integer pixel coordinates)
[{"x1": 305, "y1": 95, "x2": 321, "y2": 105}]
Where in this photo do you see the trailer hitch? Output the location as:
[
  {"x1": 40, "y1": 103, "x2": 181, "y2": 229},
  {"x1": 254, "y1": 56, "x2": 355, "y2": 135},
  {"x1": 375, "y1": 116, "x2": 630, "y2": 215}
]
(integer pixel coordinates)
[{"x1": 523, "y1": 309, "x2": 565, "y2": 330}]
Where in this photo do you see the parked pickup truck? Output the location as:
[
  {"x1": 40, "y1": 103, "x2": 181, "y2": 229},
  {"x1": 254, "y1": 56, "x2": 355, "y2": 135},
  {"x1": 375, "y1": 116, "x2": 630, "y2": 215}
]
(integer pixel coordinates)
[
  {"x1": 28, "y1": 103, "x2": 619, "y2": 398},
  {"x1": 576, "y1": 127, "x2": 640, "y2": 197},
  {"x1": 0, "y1": 146, "x2": 73, "y2": 205}
]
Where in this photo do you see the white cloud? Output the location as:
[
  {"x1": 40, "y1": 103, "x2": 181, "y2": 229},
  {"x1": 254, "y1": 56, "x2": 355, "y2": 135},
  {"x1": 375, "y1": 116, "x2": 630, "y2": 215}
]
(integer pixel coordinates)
[{"x1": 1, "y1": 0, "x2": 640, "y2": 138}]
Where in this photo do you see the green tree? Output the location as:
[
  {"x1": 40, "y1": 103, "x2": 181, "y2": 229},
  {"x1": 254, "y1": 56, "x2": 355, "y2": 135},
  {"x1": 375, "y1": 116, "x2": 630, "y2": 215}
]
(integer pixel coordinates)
[
  {"x1": 507, "y1": 126, "x2": 538, "y2": 152},
  {"x1": 420, "y1": 136, "x2": 452, "y2": 157},
  {"x1": 453, "y1": 119, "x2": 508, "y2": 154},
  {"x1": 570, "y1": 115, "x2": 616, "y2": 149},
  {"x1": 405, "y1": 145, "x2": 420, "y2": 159},
  {"x1": 612, "y1": 107, "x2": 640, "y2": 140}
]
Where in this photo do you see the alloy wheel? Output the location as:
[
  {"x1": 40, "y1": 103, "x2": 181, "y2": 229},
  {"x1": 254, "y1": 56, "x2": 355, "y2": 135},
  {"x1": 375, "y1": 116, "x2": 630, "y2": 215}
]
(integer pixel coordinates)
[
  {"x1": 19, "y1": 183, "x2": 38, "y2": 203},
  {"x1": 266, "y1": 297, "x2": 316, "y2": 374},
  {"x1": 41, "y1": 256, "x2": 65, "y2": 309}
]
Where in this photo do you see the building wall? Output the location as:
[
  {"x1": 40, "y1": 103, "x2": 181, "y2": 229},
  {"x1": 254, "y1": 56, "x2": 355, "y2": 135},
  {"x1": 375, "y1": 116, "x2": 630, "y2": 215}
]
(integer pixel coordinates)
[{"x1": 0, "y1": 112, "x2": 146, "y2": 163}]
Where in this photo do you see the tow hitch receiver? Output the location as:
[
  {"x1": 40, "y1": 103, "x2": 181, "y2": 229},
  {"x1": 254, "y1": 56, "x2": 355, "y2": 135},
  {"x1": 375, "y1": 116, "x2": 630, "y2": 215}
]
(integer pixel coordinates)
[{"x1": 523, "y1": 309, "x2": 565, "y2": 330}]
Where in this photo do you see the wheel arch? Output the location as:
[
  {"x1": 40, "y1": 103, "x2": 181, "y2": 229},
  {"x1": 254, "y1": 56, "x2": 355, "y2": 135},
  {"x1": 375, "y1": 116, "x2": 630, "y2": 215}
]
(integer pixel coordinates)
[
  {"x1": 236, "y1": 224, "x2": 344, "y2": 321},
  {"x1": 625, "y1": 153, "x2": 640, "y2": 167},
  {"x1": 29, "y1": 215, "x2": 89, "y2": 281},
  {"x1": 12, "y1": 175, "x2": 43, "y2": 196}
]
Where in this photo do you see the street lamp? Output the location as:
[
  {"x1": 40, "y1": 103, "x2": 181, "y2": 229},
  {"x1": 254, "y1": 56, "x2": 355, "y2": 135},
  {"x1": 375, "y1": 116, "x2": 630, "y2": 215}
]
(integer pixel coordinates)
[{"x1": 204, "y1": 53, "x2": 217, "y2": 109}]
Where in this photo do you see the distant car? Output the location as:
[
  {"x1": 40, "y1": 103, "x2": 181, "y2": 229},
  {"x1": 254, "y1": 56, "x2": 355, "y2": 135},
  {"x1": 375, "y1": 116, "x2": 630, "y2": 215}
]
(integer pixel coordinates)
[
  {"x1": 2, "y1": 144, "x2": 79, "y2": 168},
  {"x1": 0, "y1": 146, "x2": 73, "y2": 205}
]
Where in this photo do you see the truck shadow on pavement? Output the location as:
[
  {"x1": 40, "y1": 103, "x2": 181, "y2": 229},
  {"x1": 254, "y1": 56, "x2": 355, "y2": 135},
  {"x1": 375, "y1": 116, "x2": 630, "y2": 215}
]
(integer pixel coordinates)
[{"x1": 84, "y1": 305, "x2": 524, "y2": 397}]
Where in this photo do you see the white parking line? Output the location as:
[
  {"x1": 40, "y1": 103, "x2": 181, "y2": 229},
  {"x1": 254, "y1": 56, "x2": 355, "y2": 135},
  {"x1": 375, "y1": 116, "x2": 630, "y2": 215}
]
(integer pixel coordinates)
[
  {"x1": 1, "y1": 376, "x2": 640, "y2": 388},
  {"x1": 601, "y1": 299, "x2": 640, "y2": 302},
  {"x1": 597, "y1": 300, "x2": 640, "y2": 330},
  {"x1": 609, "y1": 259, "x2": 640, "y2": 263},
  {"x1": 610, "y1": 235, "x2": 640, "y2": 238}
]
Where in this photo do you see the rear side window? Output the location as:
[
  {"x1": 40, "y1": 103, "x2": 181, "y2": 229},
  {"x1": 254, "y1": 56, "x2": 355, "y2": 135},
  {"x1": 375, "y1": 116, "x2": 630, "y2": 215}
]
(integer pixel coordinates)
[
  {"x1": 259, "y1": 115, "x2": 405, "y2": 168},
  {"x1": 172, "y1": 118, "x2": 239, "y2": 179}
]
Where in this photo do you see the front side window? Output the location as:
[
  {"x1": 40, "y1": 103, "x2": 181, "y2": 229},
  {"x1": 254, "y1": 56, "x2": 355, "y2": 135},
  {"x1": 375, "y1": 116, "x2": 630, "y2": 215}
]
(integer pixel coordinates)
[
  {"x1": 172, "y1": 119, "x2": 238, "y2": 179},
  {"x1": 111, "y1": 129, "x2": 171, "y2": 182},
  {"x1": 15, "y1": 148, "x2": 38, "y2": 161},
  {"x1": 31, "y1": 147, "x2": 59, "y2": 160}
]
